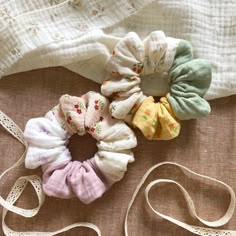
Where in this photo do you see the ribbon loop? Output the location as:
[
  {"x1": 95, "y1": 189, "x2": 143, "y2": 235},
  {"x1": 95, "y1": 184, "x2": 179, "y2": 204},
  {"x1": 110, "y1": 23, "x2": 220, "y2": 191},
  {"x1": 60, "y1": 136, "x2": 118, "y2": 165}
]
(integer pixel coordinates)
[
  {"x1": 0, "y1": 110, "x2": 101, "y2": 236},
  {"x1": 125, "y1": 162, "x2": 236, "y2": 236}
]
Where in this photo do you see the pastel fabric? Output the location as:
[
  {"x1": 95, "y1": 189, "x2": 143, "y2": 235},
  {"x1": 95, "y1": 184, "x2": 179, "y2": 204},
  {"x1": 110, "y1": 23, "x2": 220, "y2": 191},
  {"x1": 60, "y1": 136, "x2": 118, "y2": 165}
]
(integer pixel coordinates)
[
  {"x1": 132, "y1": 97, "x2": 181, "y2": 140},
  {"x1": 101, "y1": 31, "x2": 211, "y2": 140},
  {"x1": 167, "y1": 41, "x2": 212, "y2": 120},
  {"x1": 1, "y1": 0, "x2": 236, "y2": 100},
  {"x1": 24, "y1": 92, "x2": 137, "y2": 204},
  {"x1": 101, "y1": 31, "x2": 179, "y2": 122}
]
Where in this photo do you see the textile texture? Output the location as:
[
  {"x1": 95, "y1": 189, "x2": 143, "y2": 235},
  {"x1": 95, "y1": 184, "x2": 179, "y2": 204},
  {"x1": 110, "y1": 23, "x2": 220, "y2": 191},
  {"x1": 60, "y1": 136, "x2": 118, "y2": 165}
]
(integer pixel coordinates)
[
  {"x1": 0, "y1": 0, "x2": 236, "y2": 100},
  {"x1": 0, "y1": 67, "x2": 236, "y2": 236}
]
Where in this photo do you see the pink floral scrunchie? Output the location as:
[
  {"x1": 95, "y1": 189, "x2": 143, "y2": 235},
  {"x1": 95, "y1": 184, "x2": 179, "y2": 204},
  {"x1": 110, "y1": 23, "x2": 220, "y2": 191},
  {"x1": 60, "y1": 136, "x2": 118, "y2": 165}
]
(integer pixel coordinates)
[{"x1": 24, "y1": 92, "x2": 137, "y2": 204}]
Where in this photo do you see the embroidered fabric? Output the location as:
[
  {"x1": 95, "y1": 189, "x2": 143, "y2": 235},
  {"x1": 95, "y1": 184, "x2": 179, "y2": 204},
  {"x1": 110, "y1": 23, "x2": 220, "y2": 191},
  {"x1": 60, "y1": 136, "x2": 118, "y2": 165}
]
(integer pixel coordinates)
[{"x1": 1, "y1": 110, "x2": 236, "y2": 236}]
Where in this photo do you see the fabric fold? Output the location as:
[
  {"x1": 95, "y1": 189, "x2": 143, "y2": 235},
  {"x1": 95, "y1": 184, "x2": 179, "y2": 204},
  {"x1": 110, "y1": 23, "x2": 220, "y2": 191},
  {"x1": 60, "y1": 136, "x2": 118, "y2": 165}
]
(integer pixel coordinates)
[
  {"x1": 102, "y1": 31, "x2": 211, "y2": 140},
  {"x1": 133, "y1": 96, "x2": 181, "y2": 140},
  {"x1": 24, "y1": 91, "x2": 137, "y2": 203},
  {"x1": 167, "y1": 41, "x2": 212, "y2": 120},
  {"x1": 43, "y1": 158, "x2": 107, "y2": 204}
]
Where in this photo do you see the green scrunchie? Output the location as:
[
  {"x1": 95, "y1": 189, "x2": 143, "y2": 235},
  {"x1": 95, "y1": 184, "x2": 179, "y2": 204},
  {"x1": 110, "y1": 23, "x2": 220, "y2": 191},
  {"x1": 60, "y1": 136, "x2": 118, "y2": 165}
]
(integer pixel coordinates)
[{"x1": 167, "y1": 40, "x2": 212, "y2": 120}]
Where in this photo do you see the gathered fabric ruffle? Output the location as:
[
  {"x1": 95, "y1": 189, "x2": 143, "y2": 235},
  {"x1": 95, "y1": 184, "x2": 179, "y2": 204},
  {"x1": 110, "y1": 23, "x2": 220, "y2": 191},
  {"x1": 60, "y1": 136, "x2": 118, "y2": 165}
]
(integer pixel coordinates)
[
  {"x1": 24, "y1": 92, "x2": 137, "y2": 204},
  {"x1": 101, "y1": 31, "x2": 212, "y2": 140}
]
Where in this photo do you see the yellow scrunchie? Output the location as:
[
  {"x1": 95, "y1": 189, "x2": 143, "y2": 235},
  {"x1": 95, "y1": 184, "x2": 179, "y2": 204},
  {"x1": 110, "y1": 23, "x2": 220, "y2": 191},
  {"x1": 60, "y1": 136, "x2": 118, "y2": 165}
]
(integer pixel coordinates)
[{"x1": 132, "y1": 96, "x2": 181, "y2": 140}]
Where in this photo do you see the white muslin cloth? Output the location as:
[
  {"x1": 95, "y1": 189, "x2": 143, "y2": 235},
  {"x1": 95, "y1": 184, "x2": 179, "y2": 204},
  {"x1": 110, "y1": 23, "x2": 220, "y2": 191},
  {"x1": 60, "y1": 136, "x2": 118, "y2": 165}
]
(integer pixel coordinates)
[{"x1": 1, "y1": 0, "x2": 236, "y2": 100}]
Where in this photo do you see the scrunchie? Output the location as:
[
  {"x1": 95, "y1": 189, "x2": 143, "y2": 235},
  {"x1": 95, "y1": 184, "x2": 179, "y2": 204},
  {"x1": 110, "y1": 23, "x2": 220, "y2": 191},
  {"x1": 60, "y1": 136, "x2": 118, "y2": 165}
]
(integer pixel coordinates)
[
  {"x1": 101, "y1": 31, "x2": 212, "y2": 140},
  {"x1": 24, "y1": 92, "x2": 137, "y2": 204}
]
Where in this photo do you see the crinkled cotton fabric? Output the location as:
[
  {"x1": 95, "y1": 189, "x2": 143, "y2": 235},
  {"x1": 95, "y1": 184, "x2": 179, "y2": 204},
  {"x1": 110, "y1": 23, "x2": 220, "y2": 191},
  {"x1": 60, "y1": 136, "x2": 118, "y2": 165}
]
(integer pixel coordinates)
[
  {"x1": 24, "y1": 92, "x2": 137, "y2": 204},
  {"x1": 101, "y1": 31, "x2": 211, "y2": 140},
  {"x1": 167, "y1": 41, "x2": 212, "y2": 120},
  {"x1": 132, "y1": 96, "x2": 181, "y2": 140},
  {"x1": 101, "y1": 31, "x2": 179, "y2": 122},
  {"x1": 0, "y1": 0, "x2": 236, "y2": 100}
]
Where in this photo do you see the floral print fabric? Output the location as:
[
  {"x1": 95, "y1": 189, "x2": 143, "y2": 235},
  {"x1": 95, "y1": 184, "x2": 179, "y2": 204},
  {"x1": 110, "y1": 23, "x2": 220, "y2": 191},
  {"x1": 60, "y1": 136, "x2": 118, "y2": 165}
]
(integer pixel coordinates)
[{"x1": 24, "y1": 92, "x2": 137, "y2": 204}]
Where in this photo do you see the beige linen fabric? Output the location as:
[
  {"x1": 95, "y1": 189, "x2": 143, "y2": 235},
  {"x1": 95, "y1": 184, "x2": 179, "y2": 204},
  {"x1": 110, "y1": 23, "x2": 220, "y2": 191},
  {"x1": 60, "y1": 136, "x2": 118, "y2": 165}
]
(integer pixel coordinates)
[{"x1": 0, "y1": 67, "x2": 236, "y2": 236}]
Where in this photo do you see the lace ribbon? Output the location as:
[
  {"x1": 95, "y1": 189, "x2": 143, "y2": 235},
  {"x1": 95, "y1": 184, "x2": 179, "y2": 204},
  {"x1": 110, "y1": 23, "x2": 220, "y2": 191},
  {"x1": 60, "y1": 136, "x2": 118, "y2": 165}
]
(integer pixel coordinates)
[
  {"x1": 1, "y1": 110, "x2": 236, "y2": 235},
  {"x1": 0, "y1": 111, "x2": 101, "y2": 236},
  {"x1": 125, "y1": 162, "x2": 236, "y2": 236}
]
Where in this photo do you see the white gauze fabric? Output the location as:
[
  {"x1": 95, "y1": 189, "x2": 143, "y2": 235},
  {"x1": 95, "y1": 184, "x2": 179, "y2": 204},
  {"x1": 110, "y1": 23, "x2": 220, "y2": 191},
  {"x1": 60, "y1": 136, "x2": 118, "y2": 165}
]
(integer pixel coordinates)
[{"x1": 1, "y1": 0, "x2": 236, "y2": 100}]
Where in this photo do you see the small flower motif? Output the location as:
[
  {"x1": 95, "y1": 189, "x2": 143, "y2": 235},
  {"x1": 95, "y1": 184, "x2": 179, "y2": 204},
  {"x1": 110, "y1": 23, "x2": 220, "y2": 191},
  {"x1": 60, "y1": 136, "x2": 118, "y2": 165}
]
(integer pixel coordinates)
[
  {"x1": 11, "y1": 48, "x2": 21, "y2": 60},
  {"x1": 153, "y1": 120, "x2": 158, "y2": 126},
  {"x1": 142, "y1": 115, "x2": 148, "y2": 120},
  {"x1": 95, "y1": 123, "x2": 102, "y2": 134},
  {"x1": 64, "y1": 95, "x2": 71, "y2": 100},
  {"x1": 91, "y1": 3, "x2": 104, "y2": 17},
  {"x1": 40, "y1": 127, "x2": 50, "y2": 134},
  {"x1": 36, "y1": 155, "x2": 49, "y2": 164},
  {"x1": 67, "y1": 116, "x2": 72, "y2": 123},
  {"x1": 137, "y1": 69, "x2": 142, "y2": 74},
  {"x1": 0, "y1": 6, "x2": 11, "y2": 18},
  {"x1": 169, "y1": 123, "x2": 178, "y2": 133},
  {"x1": 173, "y1": 127, "x2": 178, "y2": 133},
  {"x1": 99, "y1": 116, "x2": 104, "y2": 122},
  {"x1": 102, "y1": 80, "x2": 109, "y2": 85},
  {"x1": 91, "y1": 127, "x2": 95, "y2": 132},
  {"x1": 69, "y1": 0, "x2": 82, "y2": 8},
  {"x1": 92, "y1": 9, "x2": 98, "y2": 15},
  {"x1": 132, "y1": 63, "x2": 143, "y2": 74},
  {"x1": 75, "y1": 101, "x2": 86, "y2": 112},
  {"x1": 125, "y1": 76, "x2": 138, "y2": 82},
  {"x1": 109, "y1": 104, "x2": 116, "y2": 113},
  {"x1": 144, "y1": 109, "x2": 151, "y2": 116},
  {"x1": 53, "y1": 32, "x2": 64, "y2": 41},
  {"x1": 74, "y1": 23, "x2": 89, "y2": 31},
  {"x1": 94, "y1": 99, "x2": 105, "y2": 110},
  {"x1": 85, "y1": 126, "x2": 90, "y2": 131},
  {"x1": 128, "y1": 103, "x2": 138, "y2": 115},
  {"x1": 27, "y1": 23, "x2": 40, "y2": 36},
  {"x1": 60, "y1": 121, "x2": 66, "y2": 129}
]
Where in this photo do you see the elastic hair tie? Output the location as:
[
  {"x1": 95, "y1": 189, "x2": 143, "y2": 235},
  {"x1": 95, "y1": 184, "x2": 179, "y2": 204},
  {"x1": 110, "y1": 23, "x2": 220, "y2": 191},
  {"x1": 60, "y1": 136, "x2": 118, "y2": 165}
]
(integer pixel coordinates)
[
  {"x1": 24, "y1": 91, "x2": 137, "y2": 204},
  {"x1": 101, "y1": 31, "x2": 212, "y2": 140}
]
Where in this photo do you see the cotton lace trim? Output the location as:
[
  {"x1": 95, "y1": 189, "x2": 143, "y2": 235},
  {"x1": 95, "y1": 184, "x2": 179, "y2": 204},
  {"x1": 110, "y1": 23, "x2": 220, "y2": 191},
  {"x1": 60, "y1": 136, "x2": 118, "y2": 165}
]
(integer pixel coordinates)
[{"x1": 1, "y1": 110, "x2": 236, "y2": 235}]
